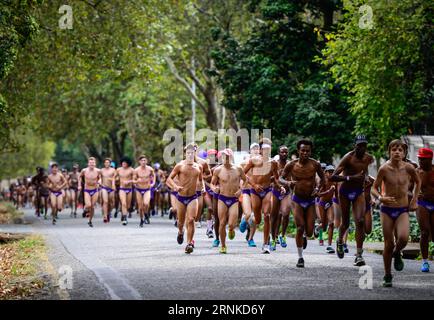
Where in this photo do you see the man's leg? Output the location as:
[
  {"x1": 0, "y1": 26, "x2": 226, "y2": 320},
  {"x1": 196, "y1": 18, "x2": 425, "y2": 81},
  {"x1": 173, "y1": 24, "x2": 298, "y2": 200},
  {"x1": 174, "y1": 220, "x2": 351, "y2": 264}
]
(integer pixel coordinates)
[
  {"x1": 101, "y1": 189, "x2": 109, "y2": 221},
  {"x1": 280, "y1": 196, "x2": 291, "y2": 246},
  {"x1": 84, "y1": 192, "x2": 92, "y2": 224},
  {"x1": 212, "y1": 196, "x2": 220, "y2": 242},
  {"x1": 136, "y1": 191, "x2": 144, "y2": 221},
  {"x1": 49, "y1": 193, "x2": 57, "y2": 222},
  {"x1": 217, "y1": 201, "x2": 229, "y2": 249},
  {"x1": 293, "y1": 203, "x2": 306, "y2": 265},
  {"x1": 262, "y1": 193, "x2": 272, "y2": 249},
  {"x1": 365, "y1": 208, "x2": 373, "y2": 235},
  {"x1": 119, "y1": 191, "x2": 128, "y2": 220},
  {"x1": 170, "y1": 194, "x2": 178, "y2": 224},
  {"x1": 186, "y1": 199, "x2": 198, "y2": 244},
  {"x1": 57, "y1": 194, "x2": 64, "y2": 214},
  {"x1": 270, "y1": 194, "x2": 280, "y2": 246},
  {"x1": 352, "y1": 195, "x2": 366, "y2": 259},
  {"x1": 394, "y1": 212, "x2": 409, "y2": 260},
  {"x1": 177, "y1": 202, "x2": 186, "y2": 237},
  {"x1": 249, "y1": 194, "x2": 262, "y2": 244},
  {"x1": 89, "y1": 193, "x2": 98, "y2": 224},
  {"x1": 228, "y1": 203, "x2": 239, "y2": 242},
  {"x1": 318, "y1": 205, "x2": 327, "y2": 245},
  {"x1": 195, "y1": 194, "x2": 204, "y2": 224},
  {"x1": 381, "y1": 213, "x2": 396, "y2": 278},
  {"x1": 337, "y1": 195, "x2": 351, "y2": 257},
  {"x1": 143, "y1": 190, "x2": 151, "y2": 224},
  {"x1": 204, "y1": 193, "x2": 214, "y2": 236},
  {"x1": 327, "y1": 207, "x2": 335, "y2": 247}
]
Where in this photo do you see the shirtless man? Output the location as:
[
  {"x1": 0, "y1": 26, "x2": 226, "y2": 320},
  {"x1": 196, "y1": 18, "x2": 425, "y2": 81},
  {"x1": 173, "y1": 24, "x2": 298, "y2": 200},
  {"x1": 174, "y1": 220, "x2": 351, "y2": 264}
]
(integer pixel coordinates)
[
  {"x1": 167, "y1": 143, "x2": 204, "y2": 254},
  {"x1": 244, "y1": 138, "x2": 285, "y2": 254},
  {"x1": 194, "y1": 146, "x2": 212, "y2": 228},
  {"x1": 372, "y1": 139, "x2": 420, "y2": 287},
  {"x1": 239, "y1": 143, "x2": 260, "y2": 247},
  {"x1": 330, "y1": 135, "x2": 374, "y2": 266},
  {"x1": 78, "y1": 157, "x2": 101, "y2": 227},
  {"x1": 47, "y1": 163, "x2": 67, "y2": 225},
  {"x1": 116, "y1": 157, "x2": 135, "y2": 225},
  {"x1": 280, "y1": 139, "x2": 325, "y2": 267},
  {"x1": 210, "y1": 148, "x2": 248, "y2": 253},
  {"x1": 133, "y1": 155, "x2": 155, "y2": 227},
  {"x1": 16, "y1": 180, "x2": 26, "y2": 209},
  {"x1": 318, "y1": 165, "x2": 337, "y2": 253},
  {"x1": 100, "y1": 158, "x2": 117, "y2": 223},
  {"x1": 270, "y1": 145, "x2": 292, "y2": 250},
  {"x1": 31, "y1": 167, "x2": 46, "y2": 217},
  {"x1": 205, "y1": 149, "x2": 219, "y2": 241},
  {"x1": 61, "y1": 168, "x2": 70, "y2": 209},
  {"x1": 68, "y1": 164, "x2": 80, "y2": 218},
  {"x1": 416, "y1": 147, "x2": 434, "y2": 273}
]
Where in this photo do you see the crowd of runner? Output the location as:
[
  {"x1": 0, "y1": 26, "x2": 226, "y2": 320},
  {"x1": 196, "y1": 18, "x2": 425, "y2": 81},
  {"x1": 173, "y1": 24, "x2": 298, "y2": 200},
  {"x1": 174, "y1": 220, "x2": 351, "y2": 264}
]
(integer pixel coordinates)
[{"x1": 2, "y1": 135, "x2": 434, "y2": 288}]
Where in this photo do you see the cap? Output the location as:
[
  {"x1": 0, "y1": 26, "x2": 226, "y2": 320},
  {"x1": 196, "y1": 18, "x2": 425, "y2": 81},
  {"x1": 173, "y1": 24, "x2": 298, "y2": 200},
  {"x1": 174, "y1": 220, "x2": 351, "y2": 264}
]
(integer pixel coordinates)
[
  {"x1": 154, "y1": 162, "x2": 161, "y2": 169},
  {"x1": 221, "y1": 148, "x2": 234, "y2": 157},
  {"x1": 261, "y1": 143, "x2": 272, "y2": 149},
  {"x1": 417, "y1": 148, "x2": 433, "y2": 159},
  {"x1": 207, "y1": 149, "x2": 218, "y2": 156},
  {"x1": 325, "y1": 165, "x2": 335, "y2": 171},
  {"x1": 320, "y1": 163, "x2": 327, "y2": 169},
  {"x1": 198, "y1": 150, "x2": 208, "y2": 159},
  {"x1": 250, "y1": 143, "x2": 260, "y2": 150},
  {"x1": 355, "y1": 135, "x2": 368, "y2": 145}
]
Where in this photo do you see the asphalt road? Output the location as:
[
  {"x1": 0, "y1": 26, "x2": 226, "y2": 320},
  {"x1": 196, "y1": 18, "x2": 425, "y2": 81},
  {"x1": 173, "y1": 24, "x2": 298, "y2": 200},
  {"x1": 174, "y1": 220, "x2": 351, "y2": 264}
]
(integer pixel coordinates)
[{"x1": 1, "y1": 207, "x2": 434, "y2": 300}]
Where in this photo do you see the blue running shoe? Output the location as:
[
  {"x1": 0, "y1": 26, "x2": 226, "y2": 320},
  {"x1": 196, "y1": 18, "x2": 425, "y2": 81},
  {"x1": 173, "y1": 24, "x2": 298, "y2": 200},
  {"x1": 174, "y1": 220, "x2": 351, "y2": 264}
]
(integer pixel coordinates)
[
  {"x1": 239, "y1": 217, "x2": 247, "y2": 233},
  {"x1": 212, "y1": 239, "x2": 220, "y2": 247},
  {"x1": 270, "y1": 239, "x2": 277, "y2": 251},
  {"x1": 279, "y1": 235, "x2": 287, "y2": 248},
  {"x1": 421, "y1": 262, "x2": 430, "y2": 273},
  {"x1": 248, "y1": 239, "x2": 257, "y2": 247}
]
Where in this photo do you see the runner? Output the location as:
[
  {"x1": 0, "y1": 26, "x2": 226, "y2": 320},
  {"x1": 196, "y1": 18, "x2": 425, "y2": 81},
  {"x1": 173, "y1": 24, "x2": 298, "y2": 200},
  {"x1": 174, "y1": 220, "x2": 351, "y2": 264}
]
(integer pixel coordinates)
[
  {"x1": 372, "y1": 139, "x2": 421, "y2": 287},
  {"x1": 27, "y1": 183, "x2": 35, "y2": 209},
  {"x1": 318, "y1": 165, "x2": 337, "y2": 253},
  {"x1": 210, "y1": 148, "x2": 248, "y2": 253},
  {"x1": 47, "y1": 163, "x2": 67, "y2": 225},
  {"x1": 100, "y1": 158, "x2": 117, "y2": 223},
  {"x1": 117, "y1": 157, "x2": 135, "y2": 226},
  {"x1": 167, "y1": 143, "x2": 204, "y2": 254},
  {"x1": 133, "y1": 155, "x2": 155, "y2": 227},
  {"x1": 16, "y1": 180, "x2": 26, "y2": 209},
  {"x1": 194, "y1": 147, "x2": 212, "y2": 229},
  {"x1": 280, "y1": 139, "x2": 325, "y2": 267},
  {"x1": 61, "y1": 168, "x2": 70, "y2": 210},
  {"x1": 314, "y1": 163, "x2": 327, "y2": 242},
  {"x1": 330, "y1": 135, "x2": 374, "y2": 266},
  {"x1": 68, "y1": 164, "x2": 80, "y2": 218},
  {"x1": 78, "y1": 157, "x2": 101, "y2": 227},
  {"x1": 39, "y1": 175, "x2": 50, "y2": 219},
  {"x1": 204, "y1": 149, "x2": 219, "y2": 240},
  {"x1": 31, "y1": 167, "x2": 46, "y2": 217},
  {"x1": 364, "y1": 175, "x2": 375, "y2": 236},
  {"x1": 243, "y1": 138, "x2": 285, "y2": 254},
  {"x1": 416, "y1": 147, "x2": 434, "y2": 273},
  {"x1": 270, "y1": 145, "x2": 292, "y2": 250}
]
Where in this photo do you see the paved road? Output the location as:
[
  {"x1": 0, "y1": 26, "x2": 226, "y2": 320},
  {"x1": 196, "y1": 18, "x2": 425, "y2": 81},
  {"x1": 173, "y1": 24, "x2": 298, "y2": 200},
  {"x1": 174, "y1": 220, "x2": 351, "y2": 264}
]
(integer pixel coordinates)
[{"x1": 1, "y1": 208, "x2": 434, "y2": 300}]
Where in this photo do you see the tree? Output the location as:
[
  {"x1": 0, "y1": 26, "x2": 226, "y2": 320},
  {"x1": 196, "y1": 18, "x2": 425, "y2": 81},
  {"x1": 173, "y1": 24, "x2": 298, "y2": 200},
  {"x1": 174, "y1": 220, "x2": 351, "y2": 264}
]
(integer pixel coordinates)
[
  {"x1": 322, "y1": 0, "x2": 434, "y2": 157},
  {"x1": 212, "y1": 0, "x2": 354, "y2": 160}
]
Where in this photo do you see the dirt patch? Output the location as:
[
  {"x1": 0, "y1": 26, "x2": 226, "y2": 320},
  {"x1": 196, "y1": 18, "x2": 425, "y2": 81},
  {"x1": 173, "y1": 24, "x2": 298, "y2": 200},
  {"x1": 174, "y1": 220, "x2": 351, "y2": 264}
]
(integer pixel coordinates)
[{"x1": 0, "y1": 235, "x2": 48, "y2": 299}]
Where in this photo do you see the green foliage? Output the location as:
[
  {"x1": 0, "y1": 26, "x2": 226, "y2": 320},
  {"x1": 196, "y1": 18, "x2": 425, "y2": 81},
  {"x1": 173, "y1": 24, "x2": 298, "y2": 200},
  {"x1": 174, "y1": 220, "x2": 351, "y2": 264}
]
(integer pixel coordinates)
[
  {"x1": 322, "y1": 0, "x2": 434, "y2": 157},
  {"x1": 212, "y1": 0, "x2": 354, "y2": 161}
]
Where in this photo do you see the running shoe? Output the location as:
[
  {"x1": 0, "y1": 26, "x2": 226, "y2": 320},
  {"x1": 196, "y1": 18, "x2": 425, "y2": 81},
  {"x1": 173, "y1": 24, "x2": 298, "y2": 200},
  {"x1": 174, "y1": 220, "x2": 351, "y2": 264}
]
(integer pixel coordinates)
[
  {"x1": 421, "y1": 262, "x2": 430, "y2": 273},
  {"x1": 393, "y1": 251, "x2": 404, "y2": 271},
  {"x1": 207, "y1": 229, "x2": 214, "y2": 238},
  {"x1": 168, "y1": 208, "x2": 173, "y2": 220},
  {"x1": 319, "y1": 239, "x2": 324, "y2": 246},
  {"x1": 279, "y1": 235, "x2": 287, "y2": 248},
  {"x1": 326, "y1": 246, "x2": 335, "y2": 254},
  {"x1": 145, "y1": 215, "x2": 150, "y2": 224},
  {"x1": 191, "y1": 240, "x2": 195, "y2": 248},
  {"x1": 114, "y1": 211, "x2": 118, "y2": 219},
  {"x1": 262, "y1": 244, "x2": 270, "y2": 254},
  {"x1": 139, "y1": 219, "x2": 144, "y2": 227},
  {"x1": 343, "y1": 243, "x2": 349, "y2": 253},
  {"x1": 185, "y1": 243, "x2": 194, "y2": 254},
  {"x1": 303, "y1": 235, "x2": 307, "y2": 250},
  {"x1": 248, "y1": 239, "x2": 256, "y2": 247},
  {"x1": 122, "y1": 217, "x2": 128, "y2": 226},
  {"x1": 336, "y1": 241, "x2": 344, "y2": 259},
  {"x1": 354, "y1": 255, "x2": 366, "y2": 267},
  {"x1": 128, "y1": 212, "x2": 132, "y2": 218},
  {"x1": 239, "y1": 217, "x2": 247, "y2": 233},
  {"x1": 73, "y1": 212, "x2": 77, "y2": 218},
  {"x1": 314, "y1": 223, "x2": 320, "y2": 238},
  {"x1": 103, "y1": 217, "x2": 108, "y2": 223},
  {"x1": 382, "y1": 274, "x2": 393, "y2": 287},
  {"x1": 276, "y1": 238, "x2": 280, "y2": 245},
  {"x1": 246, "y1": 227, "x2": 250, "y2": 242},
  {"x1": 212, "y1": 239, "x2": 220, "y2": 247},
  {"x1": 228, "y1": 230, "x2": 235, "y2": 240},
  {"x1": 219, "y1": 246, "x2": 227, "y2": 254},
  {"x1": 296, "y1": 258, "x2": 305, "y2": 268},
  {"x1": 174, "y1": 220, "x2": 178, "y2": 227},
  {"x1": 177, "y1": 233, "x2": 184, "y2": 245},
  {"x1": 52, "y1": 219, "x2": 56, "y2": 225},
  {"x1": 196, "y1": 221, "x2": 202, "y2": 228},
  {"x1": 270, "y1": 239, "x2": 277, "y2": 251},
  {"x1": 88, "y1": 221, "x2": 93, "y2": 228}
]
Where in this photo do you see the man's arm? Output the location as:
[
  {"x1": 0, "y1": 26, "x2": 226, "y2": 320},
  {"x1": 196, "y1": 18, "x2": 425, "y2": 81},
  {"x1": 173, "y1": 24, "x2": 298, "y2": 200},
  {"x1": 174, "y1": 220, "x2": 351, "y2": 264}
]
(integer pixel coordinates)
[
  {"x1": 210, "y1": 167, "x2": 220, "y2": 194},
  {"x1": 279, "y1": 161, "x2": 293, "y2": 187},
  {"x1": 77, "y1": 169, "x2": 84, "y2": 190},
  {"x1": 201, "y1": 161, "x2": 212, "y2": 182},
  {"x1": 150, "y1": 168, "x2": 156, "y2": 188},
  {"x1": 59, "y1": 174, "x2": 67, "y2": 189},
  {"x1": 167, "y1": 165, "x2": 181, "y2": 192},
  {"x1": 409, "y1": 164, "x2": 421, "y2": 210},
  {"x1": 315, "y1": 161, "x2": 326, "y2": 195}
]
